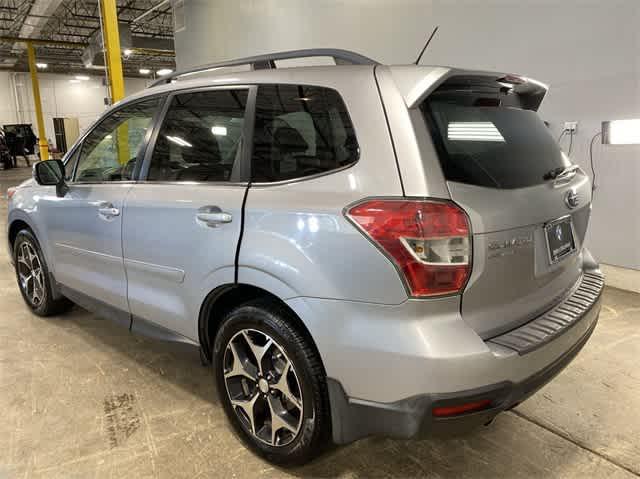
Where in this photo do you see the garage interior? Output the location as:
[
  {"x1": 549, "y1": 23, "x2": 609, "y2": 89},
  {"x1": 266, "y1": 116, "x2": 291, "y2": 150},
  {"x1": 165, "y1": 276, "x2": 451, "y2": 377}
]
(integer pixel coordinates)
[{"x1": 1, "y1": 1, "x2": 639, "y2": 478}]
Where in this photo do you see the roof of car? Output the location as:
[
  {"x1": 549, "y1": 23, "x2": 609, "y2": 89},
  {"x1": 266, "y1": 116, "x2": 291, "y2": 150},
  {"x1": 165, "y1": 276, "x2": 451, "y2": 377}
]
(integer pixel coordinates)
[{"x1": 114, "y1": 48, "x2": 548, "y2": 113}]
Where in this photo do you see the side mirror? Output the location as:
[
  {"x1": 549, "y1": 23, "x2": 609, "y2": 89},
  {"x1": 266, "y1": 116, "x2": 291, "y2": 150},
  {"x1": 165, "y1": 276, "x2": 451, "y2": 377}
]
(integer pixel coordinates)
[{"x1": 33, "y1": 159, "x2": 68, "y2": 197}]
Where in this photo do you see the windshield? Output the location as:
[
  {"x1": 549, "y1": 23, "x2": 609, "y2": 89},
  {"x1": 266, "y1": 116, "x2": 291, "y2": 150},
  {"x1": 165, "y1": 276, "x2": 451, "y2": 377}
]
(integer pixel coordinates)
[{"x1": 423, "y1": 88, "x2": 569, "y2": 189}]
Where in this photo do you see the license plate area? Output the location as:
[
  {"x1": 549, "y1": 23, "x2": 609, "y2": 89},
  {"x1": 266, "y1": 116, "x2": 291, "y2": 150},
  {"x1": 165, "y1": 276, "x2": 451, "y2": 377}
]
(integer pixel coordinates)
[{"x1": 544, "y1": 216, "x2": 576, "y2": 264}]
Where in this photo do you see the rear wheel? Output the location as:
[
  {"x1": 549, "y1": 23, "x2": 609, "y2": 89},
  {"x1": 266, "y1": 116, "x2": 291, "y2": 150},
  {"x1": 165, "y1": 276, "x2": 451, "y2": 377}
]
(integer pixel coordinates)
[
  {"x1": 213, "y1": 299, "x2": 330, "y2": 466},
  {"x1": 13, "y1": 229, "x2": 72, "y2": 316}
]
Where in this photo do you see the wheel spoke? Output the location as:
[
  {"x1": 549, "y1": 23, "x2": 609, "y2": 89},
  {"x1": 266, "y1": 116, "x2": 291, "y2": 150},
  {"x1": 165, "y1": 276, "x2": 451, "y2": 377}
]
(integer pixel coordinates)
[
  {"x1": 231, "y1": 392, "x2": 260, "y2": 435},
  {"x1": 17, "y1": 256, "x2": 30, "y2": 269},
  {"x1": 225, "y1": 340, "x2": 258, "y2": 381},
  {"x1": 241, "y1": 331, "x2": 273, "y2": 375},
  {"x1": 21, "y1": 244, "x2": 33, "y2": 269},
  {"x1": 272, "y1": 361, "x2": 302, "y2": 411},
  {"x1": 19, "y1": 271, "x2": 32, "y2": 287},
  {"x1": 267, "y1": 395, "x2": 298, "y2": 446},
  {"x1": 31, "y1": 272, "x2": 43, "y2": 304}
]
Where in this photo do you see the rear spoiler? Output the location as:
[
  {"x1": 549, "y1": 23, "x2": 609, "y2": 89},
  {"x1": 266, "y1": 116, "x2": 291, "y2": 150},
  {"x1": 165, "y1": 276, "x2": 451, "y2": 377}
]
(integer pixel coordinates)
[{"x1": 386, "y1": 65, "x2": 548, "y2": 111}]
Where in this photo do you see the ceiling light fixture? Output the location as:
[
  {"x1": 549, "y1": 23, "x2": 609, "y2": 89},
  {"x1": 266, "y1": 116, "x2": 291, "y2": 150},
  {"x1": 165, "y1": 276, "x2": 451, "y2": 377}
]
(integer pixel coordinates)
[
  {"x1": 36, "y1": 63, "x2": 47, "y2": 69},
  {"x1": 75, "y1": 75, "x2": 90, "y2": 81},
  {"x1": 123, "y1": 49, "x2": 133, "y2": 56},
  {"x1": 156, "y1": 68, "x2": 173, "y2": 76},
  {"x1": 69, "y1": 79, "x2": 80, "y2": 83},
  {"x1": 139, "y1": 68, "x2": 151, "y2": 75}
]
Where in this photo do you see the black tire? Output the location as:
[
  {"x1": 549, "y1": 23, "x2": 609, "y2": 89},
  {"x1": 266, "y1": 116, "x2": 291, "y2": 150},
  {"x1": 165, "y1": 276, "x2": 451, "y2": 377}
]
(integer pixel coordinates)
[
  {"x1": 213, "y1": 298, "x2": 331, "y2": 466},
  {"x1": 13, "y1": 229, "x2": 73, "y2": 316}
]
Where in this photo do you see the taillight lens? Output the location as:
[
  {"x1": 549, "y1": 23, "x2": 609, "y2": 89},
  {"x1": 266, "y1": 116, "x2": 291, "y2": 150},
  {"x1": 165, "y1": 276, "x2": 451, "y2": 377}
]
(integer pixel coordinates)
[
  {"x1": 347, "y1": 199, "x2": 471, "y2": 297},
  {"x1": 6, "y1": 187, "x2": 16, "y2": 200}
]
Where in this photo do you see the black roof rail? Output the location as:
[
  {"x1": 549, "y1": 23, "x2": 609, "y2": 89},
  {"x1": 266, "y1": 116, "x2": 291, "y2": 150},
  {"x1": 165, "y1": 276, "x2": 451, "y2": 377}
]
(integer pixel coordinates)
[{"x1": 148, "y1": 48, "x2": 378, "y2": 87}]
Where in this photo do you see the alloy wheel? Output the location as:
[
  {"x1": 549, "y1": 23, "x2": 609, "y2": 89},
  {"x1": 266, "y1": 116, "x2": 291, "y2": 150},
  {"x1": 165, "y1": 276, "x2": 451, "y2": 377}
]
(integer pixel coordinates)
[
  {"x1": 223, "y1": 328, "x2": 304, "y2": 447},
  {"x1": 16, "y1": 242, "x2": 45, "y2": 307}
]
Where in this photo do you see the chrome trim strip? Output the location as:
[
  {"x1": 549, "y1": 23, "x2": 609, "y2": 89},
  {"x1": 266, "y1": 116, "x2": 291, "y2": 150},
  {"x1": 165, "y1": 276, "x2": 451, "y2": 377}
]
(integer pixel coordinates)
[
  {"x1": 55, "y1": 243, "x2": 122, "y2": 265},
  {"x1": 124, "y1": 258, "x2": 185, "y2": 283}
]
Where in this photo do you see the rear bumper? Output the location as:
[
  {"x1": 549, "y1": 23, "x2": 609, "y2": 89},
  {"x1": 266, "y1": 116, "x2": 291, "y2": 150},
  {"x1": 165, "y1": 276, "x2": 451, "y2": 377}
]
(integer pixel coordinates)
[
  {"x1": 287, "y1": 256, "x2": 604, "y2": 444},
  {"x1": 327, "y1": 298, "x2": 600, "y2": 443}
]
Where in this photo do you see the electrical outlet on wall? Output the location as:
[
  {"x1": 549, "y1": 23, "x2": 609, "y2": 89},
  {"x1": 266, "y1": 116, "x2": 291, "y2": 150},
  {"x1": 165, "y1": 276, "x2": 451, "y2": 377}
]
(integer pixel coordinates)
[{"x1": 564, "y1": 121, "x2": 578, "y2": 132}]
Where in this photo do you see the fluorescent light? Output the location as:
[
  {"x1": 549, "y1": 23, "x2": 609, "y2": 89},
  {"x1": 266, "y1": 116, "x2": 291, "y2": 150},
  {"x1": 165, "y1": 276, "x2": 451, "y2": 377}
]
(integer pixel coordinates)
[
  {"x1": 123, "y1": 49, "x2": 133, "y2": 56},
  {"x1": 602, "y1": 119, "x2": 640, "y2": 145},
  {"x1": 211, "y1": 126, "x2": 227, "y2": 136},
  {"x1": 139, "y1": 68, "x2": 151, "y2": 75},
  {"x1": 75, "y1": 75, "x2": 90, "y2": 81},
  {"x1": 156, "y1": 68, "x2": 173, "y2": 76},
  {"x1": 36, "y1": 63, "x2": 47, "y2": 69},
  {"x1": 69, "y1": 79, "x2": 80, "y2": 83},
  {"x1": 447, "y1": 122, "x2": 505, "y2": 142},
  {"x1": 166, "y1": 135, "x2": 192, "y2": 147},
  {"x1": 105, "y1": 135, "x2": 113, "y2": 139}
]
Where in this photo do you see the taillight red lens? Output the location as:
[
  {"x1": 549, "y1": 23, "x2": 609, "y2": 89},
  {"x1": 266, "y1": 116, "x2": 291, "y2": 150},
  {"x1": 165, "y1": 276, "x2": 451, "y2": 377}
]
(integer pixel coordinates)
[{"x1": 347, "y1": 199, "x2": 471, "y2": 297}]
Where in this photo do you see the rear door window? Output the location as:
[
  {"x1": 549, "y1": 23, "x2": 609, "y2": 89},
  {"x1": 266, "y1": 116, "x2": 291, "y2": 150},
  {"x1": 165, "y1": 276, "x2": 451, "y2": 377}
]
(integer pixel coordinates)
[
  {"x1": 251, "y1": 84, "x2": 358, "y2": 182},
  {"x1": 422, "y1": 80, "x2": 569, "y2": 189},
  {"x1": 147, "y1": 89, "x2": 248, "y2": 182}
]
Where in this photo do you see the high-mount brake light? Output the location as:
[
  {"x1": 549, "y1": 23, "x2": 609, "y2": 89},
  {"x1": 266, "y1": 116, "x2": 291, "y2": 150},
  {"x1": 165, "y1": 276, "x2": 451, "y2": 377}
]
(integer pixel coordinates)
[{"x1": 347, "y1": 199, "x2": 471, "y2": 297}]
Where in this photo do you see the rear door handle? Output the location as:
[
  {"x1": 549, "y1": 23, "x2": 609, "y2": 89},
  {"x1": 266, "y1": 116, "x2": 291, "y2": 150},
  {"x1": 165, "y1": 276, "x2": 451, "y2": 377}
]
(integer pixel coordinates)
[{"x1": 196, "y1": 206, "x2": 232, "y2": 227}]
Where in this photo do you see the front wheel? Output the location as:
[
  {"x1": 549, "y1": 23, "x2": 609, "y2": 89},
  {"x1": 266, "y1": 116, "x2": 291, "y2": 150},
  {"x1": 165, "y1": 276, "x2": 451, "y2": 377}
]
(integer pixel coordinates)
[
  {"x1": 13, "y1": 229, "x2": 72, "y2": 316},
  {"x1": 213, "y1": 299, "x2": 331, "y2": 466}
]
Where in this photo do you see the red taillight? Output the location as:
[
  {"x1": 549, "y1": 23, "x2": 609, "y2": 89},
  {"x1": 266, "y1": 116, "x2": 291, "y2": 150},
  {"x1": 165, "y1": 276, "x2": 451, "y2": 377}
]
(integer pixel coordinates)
[
  {"x1": 7, "y1": 187, "x2": 16, "y2": 200},
  {"x1": 432, "y1": 399, "x2": 492, "y2": 418},
  {"x1": 347, "y1": 199, "x2": 471, "y2": 297}
]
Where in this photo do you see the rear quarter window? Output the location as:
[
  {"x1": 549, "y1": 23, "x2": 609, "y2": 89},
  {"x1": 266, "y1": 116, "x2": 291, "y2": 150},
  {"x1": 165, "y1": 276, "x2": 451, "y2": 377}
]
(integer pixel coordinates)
[{"x1": 251, "y1": 84, "x2": 358, "y2": 182}]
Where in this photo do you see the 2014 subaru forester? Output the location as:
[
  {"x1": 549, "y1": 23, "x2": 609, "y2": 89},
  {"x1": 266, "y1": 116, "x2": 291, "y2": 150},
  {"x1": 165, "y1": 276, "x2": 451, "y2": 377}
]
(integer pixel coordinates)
[{"x1": 6, "y1": 49, "x2": 603, "y2": 465}]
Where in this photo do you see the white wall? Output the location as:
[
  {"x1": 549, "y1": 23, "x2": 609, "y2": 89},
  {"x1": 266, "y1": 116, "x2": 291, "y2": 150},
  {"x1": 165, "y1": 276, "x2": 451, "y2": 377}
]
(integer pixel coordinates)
[
  {"x1": 0, "y1": 71, "x2": 151, "y2": 144},
  {"x1": 175, "y1": 0, "x2": 640, "y2": 271}
]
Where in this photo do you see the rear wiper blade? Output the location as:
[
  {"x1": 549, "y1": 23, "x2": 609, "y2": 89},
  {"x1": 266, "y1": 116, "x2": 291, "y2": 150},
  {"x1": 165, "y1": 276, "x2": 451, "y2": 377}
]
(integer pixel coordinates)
[{"x1": 543, "y1": 165, "x2": 579, "y2": 181}]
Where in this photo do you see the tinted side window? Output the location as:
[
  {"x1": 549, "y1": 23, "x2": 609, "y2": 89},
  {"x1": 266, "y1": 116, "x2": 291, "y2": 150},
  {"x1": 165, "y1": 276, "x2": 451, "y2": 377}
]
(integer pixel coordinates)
[
  {"x1": 74, "y1": 98, "x2": 160, "y2": 183},
  {"x1": 252, "y1": 85, "x2": 358, "y2": 182},
  {"x1": 147, "y1": 89, "x2": 248, "y2": 182}
]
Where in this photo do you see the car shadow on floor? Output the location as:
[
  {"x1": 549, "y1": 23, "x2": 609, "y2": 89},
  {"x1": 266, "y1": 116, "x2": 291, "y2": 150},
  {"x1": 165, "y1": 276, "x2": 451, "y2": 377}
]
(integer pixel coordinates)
[{"x1": 60, "y1": 305, "x2": 217, "y2": 405}]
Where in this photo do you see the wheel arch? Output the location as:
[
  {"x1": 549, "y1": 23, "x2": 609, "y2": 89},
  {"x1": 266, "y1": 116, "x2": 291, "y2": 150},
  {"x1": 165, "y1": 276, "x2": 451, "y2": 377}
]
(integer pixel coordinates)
[
  {"x1": 8, "y1": 218, "x2": 32, "y2": 251},
  {"x1": 7, "y1": 214, "x2": 50, "y2": 268},
  {"x1": 198, "y1": 283, "x2": 324, "y2": 375}
]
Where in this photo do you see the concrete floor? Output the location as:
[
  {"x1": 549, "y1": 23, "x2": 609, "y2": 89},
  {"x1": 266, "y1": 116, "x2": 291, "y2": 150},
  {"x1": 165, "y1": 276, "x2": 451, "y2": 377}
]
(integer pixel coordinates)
[{"x1": 1, "y1": 166, "x2": 639, "y2": 478}]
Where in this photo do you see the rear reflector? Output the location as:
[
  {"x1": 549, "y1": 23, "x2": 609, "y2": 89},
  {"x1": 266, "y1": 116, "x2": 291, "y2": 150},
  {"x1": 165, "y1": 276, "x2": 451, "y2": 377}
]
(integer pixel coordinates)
[
  {"x1": 346, "y1": 199, "x2": 471, "y2": 297},
  {"x1": 432, "y1": 399, "x2": 492, "y2": 418}
]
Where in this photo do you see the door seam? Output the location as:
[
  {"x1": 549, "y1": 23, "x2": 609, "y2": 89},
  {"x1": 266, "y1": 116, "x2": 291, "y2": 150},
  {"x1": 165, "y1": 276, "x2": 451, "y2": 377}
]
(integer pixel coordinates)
[
  {"x1": 234, "y1": 182, "x2": 251, "y2": 283},
  {"x1": 121, "y1": 184, "x2": 134, "y2": 330}
]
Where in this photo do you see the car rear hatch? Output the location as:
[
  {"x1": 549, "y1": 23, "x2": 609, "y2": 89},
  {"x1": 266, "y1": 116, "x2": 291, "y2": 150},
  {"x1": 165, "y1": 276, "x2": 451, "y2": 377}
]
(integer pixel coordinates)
[{"x1": 419, "y1": 73, "x2": 592, "y2": 339}]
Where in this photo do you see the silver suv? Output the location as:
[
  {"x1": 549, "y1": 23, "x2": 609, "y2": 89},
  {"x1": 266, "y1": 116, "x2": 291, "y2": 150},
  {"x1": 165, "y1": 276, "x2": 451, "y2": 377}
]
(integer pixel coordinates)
[{"x1": 7, "y1": 49, "x2": 603, "y2": 465}]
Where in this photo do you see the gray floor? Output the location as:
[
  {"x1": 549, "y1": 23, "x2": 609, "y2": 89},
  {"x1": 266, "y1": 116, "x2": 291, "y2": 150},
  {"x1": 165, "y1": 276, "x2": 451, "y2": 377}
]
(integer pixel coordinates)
[{"x1": 1, "y1": 166, "x2": 639, "y2": 479}]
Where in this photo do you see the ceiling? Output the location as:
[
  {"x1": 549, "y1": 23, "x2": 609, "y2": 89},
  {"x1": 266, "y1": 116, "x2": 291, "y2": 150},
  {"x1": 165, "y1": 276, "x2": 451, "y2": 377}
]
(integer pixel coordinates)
[{"x1": 0, "y1": 0, "x2": 176, "y2": 78}]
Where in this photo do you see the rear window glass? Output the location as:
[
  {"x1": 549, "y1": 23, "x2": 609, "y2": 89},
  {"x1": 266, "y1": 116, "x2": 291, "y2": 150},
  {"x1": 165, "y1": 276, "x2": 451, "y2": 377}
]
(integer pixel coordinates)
[
  {"x1": 422, "y1": 84, "x2": 569, "y2": 189},
  {"x1": 252, "y1": 84, "x2": 358, "y2": 182}
]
